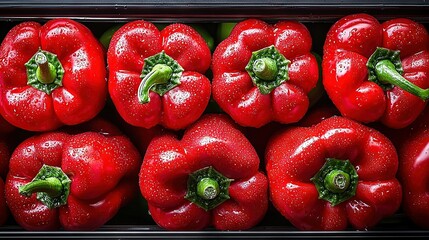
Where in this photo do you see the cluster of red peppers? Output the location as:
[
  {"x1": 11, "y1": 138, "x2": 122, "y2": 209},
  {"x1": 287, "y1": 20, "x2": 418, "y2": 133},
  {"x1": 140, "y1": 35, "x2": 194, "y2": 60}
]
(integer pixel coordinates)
[{"x1": 0, "y1": 13, "x2": 428, "y2": 232}]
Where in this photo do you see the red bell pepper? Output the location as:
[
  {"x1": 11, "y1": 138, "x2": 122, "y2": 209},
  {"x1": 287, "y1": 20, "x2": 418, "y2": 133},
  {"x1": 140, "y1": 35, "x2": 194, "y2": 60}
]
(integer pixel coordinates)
[
  {"x1": 396, "y1": 108, "x2": 429, "y2": 228},
  {"x1": 245, "y1": 101, "x2": 338, "y2": 161},
  {"x1": 108, "y1": 20, "x2": 211, "y2": 130},
  {"x1": 139, "y1": 114, "x2": 268, "y2": 230},
  {"x1": 323, "y1": 13, "x2": 429, "y2": 129},
  {"x1": 5, "y1": 119, "x2": 141, "y2": 230},
  {"x1": 266, "y1": 116, "x2": 402, "y2": 230},
  {"x1": 212, "y1": 19, "x2": 319, "y2": 127},
  {"x1": 99, "y1": 23, "x2": 215, "y2": 52},
  {"x1": 0, "y1": 19, "x2": 107, "y2": 132}
]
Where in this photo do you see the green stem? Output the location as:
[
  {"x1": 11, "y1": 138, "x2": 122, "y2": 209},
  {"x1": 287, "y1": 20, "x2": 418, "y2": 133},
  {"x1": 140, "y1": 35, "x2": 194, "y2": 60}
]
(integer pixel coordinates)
[
  {"x1": 138, "y1": 64, "x2": 173, "y2": 104},
  {"x1": 196, "y1": 178, "x2": 220, "y2": 200},
  {"x1": 324, "y1": 170, "x2": 350, "y2": 194},
  {"x1": 252, "y1": 57, "x2": 278, "y2": 81},
  {"x1": 245, "y1": 45, "x2": 290, "y2": 95},
  {"x1": 17, "y1": 165, "x2": 71, "y2": 209},
  {"x1": 25, "y1": 49, "x2": 64, "y2": 94},
  {"x1": 185, "y1": 166, "x2": 232, "y2": 211},
  {"x1": 375, "y1": 59, "x2": 429, "y2": 101},
  {"x1": 19, "y1": 177, "x2": 63, "y2": 198},
  {"x1": 34, "y1": 52, "x2": 57, "y2": 84},
  {"x1": 311, "y1": 158, "x2": 358, "y2": 206}
]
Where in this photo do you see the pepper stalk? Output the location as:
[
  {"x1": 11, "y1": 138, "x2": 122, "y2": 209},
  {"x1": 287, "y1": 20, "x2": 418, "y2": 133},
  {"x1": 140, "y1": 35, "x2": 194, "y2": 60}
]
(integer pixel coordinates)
[
  {"x1": 19, "y1": 164, "x2": 71, "y2": 209},
  {"x1": 245, "y1": 45, "x2": 291, "y2": 95},
  {"x1": 311, "y1": 158, "x2": 358, "y2": 206},
  {"x1": 185, "y1": 166, "x2": 233, "y2": 211},
  {"x1": 25, "y1": 49, "x2": 64, "y2": 94},
  {"x1": 367, "y1": 47, "x2": 429, "y2": 101},
  {"x1": 138, "y1": 51, "x2": 183, "y2": 104}
]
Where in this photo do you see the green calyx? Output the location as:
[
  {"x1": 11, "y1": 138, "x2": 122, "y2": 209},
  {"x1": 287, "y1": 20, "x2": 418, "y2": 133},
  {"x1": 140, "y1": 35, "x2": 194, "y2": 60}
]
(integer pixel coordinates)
[
  {"x1": 138, "y1": 51, "x2": 183, "y2": 104},
  {"x1": 245, "y1": 45, "x2": 290, "y2": 95},
  {"x1": 311, "y1": 158, "x2": 358, "y2": 206},
  {"x1": 25, "y1": 49, "x2": 64, "y2": 94},
  {"x1": 19, "y1": 164, "x2": 71, "y2": 209},
  {"x1": 367, "y1": 47, "x2": 429, "y2": 101},
  {"x1": 185, "y1": 166, "x2": 233, "y2": 211}
]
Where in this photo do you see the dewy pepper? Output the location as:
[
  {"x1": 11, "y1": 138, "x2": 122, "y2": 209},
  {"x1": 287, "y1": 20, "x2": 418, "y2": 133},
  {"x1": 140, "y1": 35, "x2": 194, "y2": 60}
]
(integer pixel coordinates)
[
  {"x1": 5, "y1": 118, "x2": 141, "y2": 230},
  {"x1": 107, "y1": 20, "x2": 211, "y2": 130},
  {"x1": 212, "y1": 19, "x2": 319, "y2": 128},
  {"x1": 139, "y1": 114, "x2": 268, "y2": 230},
  {"x1": 396, "y1": 108, "x2": 429, "y2": 229},
  {"x1": 266, "y1": 116, "x2": 402, "y2": 230},
  {"x1": 0, "y1": 19, "x2": 107, "y2": 132},
  {"x1": 323, "y1": 13, "x2": 429, "y2": 129}
]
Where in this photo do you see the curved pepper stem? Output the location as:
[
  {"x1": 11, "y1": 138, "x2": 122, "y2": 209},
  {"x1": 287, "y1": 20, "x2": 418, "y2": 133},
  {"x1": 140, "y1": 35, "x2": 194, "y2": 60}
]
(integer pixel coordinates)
[
  {"x1": 245, "y1": 45, "x2": 290, "y2": 95},
  {"x1": 19, "y1": 177, "x2": 63, "y2": 198},
  {"x1": 376, "y1": 60, "x2": 429, "y2": 101},
  {"x1": 138, "y1": 51, "x2": 184, "y2": 104},
  {"x1": 311, "y1": 158, "x2": 358, "y2": 206},
  {"x1": 138, "y1": 64, "x2": 173, "y2": 103},
  {"x1": 367, "y1": 47, "x2": 429, "y2": 101},
  {"x1": 25, "y1": 49, "x2": 64, "y2": 94},
  {"x1": 18, "y1": 164, "x2": 71, "y2": 209},
  {"x1": 185, "y1": 166, "x2": 233, "y2": 211}
]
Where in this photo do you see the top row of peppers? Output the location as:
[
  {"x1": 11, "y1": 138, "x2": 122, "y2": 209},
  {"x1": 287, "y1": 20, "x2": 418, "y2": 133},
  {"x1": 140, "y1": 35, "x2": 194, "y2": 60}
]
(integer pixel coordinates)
[
  {"x1": 1, "y1": 13, "x2": 429, "y2": 132},
  {"x1": 0, "y1": 13, "x2": 428, "y2": 232}
]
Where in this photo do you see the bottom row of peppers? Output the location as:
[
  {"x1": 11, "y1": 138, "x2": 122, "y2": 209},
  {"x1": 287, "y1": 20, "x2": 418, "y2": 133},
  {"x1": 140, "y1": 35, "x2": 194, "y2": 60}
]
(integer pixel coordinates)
[{"x1": 0, "y1": 109, "x2": 429, "y2": 231}]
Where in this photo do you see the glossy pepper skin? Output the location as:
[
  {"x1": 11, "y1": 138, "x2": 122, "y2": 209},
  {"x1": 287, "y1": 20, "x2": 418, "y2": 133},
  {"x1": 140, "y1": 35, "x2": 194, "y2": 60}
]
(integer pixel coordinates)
[
  {"x1": 108, "y1": 20, "x2": 211, "y2": 130},
  {"x1": 139, "y1": 114, "x2": 268, "y2": 230},
  {"x1": 0, "y1": 19, "x2": 107, "y2": 132},
  {"x1": 5, "y1": 119, "x2": 141, "y2": 230},
  {"x1": 266, "y1": 116, "x2": 402, "y2": 230},
  {"x1": 323, "y1": 14, "x2": 429, "y2": 129},
  {"x1": 212, "y1": 19, "x2": 319, "y2": 128},
  {"x1": 397, "y1": 109, "x2": 429, "y2": 228}
]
